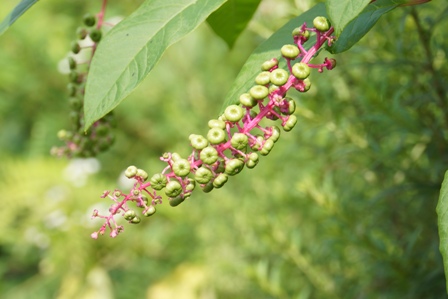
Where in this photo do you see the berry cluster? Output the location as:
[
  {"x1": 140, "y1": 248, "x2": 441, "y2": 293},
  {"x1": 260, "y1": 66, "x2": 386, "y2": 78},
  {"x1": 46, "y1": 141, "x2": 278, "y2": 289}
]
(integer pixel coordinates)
[
  {"x1": 91, "y1": 17, "x2": 336, "y2": 239},
  {"x1": 51, "y1": 12, "x2": 115, "y2": 158}
]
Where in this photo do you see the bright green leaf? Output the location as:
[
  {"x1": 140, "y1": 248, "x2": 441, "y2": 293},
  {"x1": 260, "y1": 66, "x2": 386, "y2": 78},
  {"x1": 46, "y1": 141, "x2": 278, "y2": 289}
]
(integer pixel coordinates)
[
  {"x1": 0, "y1": 0, "x2": 39, "y2": 36},
  {"x1": 221, "y1": 3, "x2": 326, "y2": 110},
  {"x1": 84, "y1": 0, "x2": 227, "y2": 130},
  {"x1": 207, "y1": 0, "x2": 262, "y2": 48},
  {"x1": 326, "y1": 0, "x2": 371, "y2": 36},
  {"x1": 328, "y1": 0, "x2": 409, "y2": 54},
  {"x1": 437, "y1": 170, "x2": 448, "y2": 294}
]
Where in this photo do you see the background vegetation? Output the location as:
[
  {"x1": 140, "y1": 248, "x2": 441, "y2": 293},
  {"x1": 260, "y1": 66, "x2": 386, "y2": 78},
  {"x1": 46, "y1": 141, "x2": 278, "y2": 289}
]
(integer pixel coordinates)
[{"x1": 0, "y1": 0, "x2": 447, "y2": 298}]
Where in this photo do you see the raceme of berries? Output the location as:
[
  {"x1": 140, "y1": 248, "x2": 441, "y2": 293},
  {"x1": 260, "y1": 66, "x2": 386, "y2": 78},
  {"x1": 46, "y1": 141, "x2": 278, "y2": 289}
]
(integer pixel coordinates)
[
  {"x1": 91, "y1": 17, "x2": 336, "y2": 239},
  {"x1": 51, "y1": 10, "x2": 115, "y2": 159}
]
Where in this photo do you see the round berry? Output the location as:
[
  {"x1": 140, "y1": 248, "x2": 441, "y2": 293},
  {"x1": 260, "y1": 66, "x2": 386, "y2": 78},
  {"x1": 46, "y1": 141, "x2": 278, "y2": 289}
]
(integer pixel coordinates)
[
  {"x1": 213, "y1": 173, "x2": 228, "y2": 188},
  {"x1": 207, "y1": 128, "x2": 226, "y2": 145},
  {"x1": 283, "y1": 115, "x2": 298, "y2": 132},
  {"x1": 171, "y1": 152, "x2": 182, "y2": 162},
  {"x1": 251, "y1": 135, "x2": 265, "y2": 150},
  {"x1": 172, "y1": 159, "x2": 191, "y2": 177},
  {"x1": 83, "y1": 13, "x2": 96, "y2": 27},
  {"x1": 194, "y1": 167, "x2": 213, "y2": 184},
  {"x1": 165, "y1": 180, "x2": 182, "y2": 197},
  {"x1": 130, "y1": 216, "x2": 141, "y2": 224},
  {"x1": 125, "y1": 165, "x2": 138, "y2": 178},
  {"x1": 69, "y1": 97, "x2": 82, "y2": 110},
  {"x1": 313, "y1": 16, "x2": 331, "y2": 32},
  {"x1": 261, "y1": 58, "x2": 278, "y2": 71},
  {"x1": 208, "y1": 119, "x2": 226, "y2": 129},
  {"x1": 292, "y1": 62, "x2": 310, "y2": 80},
  {"x1": 202, "y1": 181, "x2": 214, "y2": 193},
  {"x1": 136, "y1": 169, "x2": 148, "y2": 180},
  {"x1": 249, "y1": 85, "x2": 269, "y2": 100},
  {"x1": 185, "y1": 178, "x2": 196, "y2": 191},
  {"x1": 302, "y1": 78, "x2": 311, "y2": 92},
  {"x1": 76, "y1": 27, "x2": 88, "y2": 40},
  {"x1": 71, "y1": 41, "x2": 81, "y2": 54},
  {"x1": 260, "y1": 139, "x2": 274, "y2": 156},
  {"x1": 150, "y1": 173, "x2": 168, "y2": 190},
  {"x1": 169, "y1": 196, "x2": 185, "y2": 207},
  {"x1": 286, "y1": 99, "x2": 296, "y2": 115},
  {"x1": 89, "y1": 29, "x2": 102, "y2": 42},
  {"x1": 200, "y1": 146, "x2": 219, "y2": 165},
  {"x1": 239, "y1": 93, "x2": 257, "y2": 108},
  {"x1": 225, "y1": 158, "x2": 245, "y2": 176},
  {"x1": 270, "y1": 68, "x2": 289, "y2": 86},
  {"x1": 281, "y1": 44, "x2": 299, "y2": 59},
  {"x1": 69, "y1": 71, "x2": 80, "y2": 83},
  {"x1": 231, "y1": 133, "x2": 249, "y2": 150},
  {"x1": 255, "y1": 71, "x2": 271, "y2": 85},
  {"x1": 224, "y1": 105, "x2": 244, "y2": 123},
  {"x1": 189, "y1": 134, "x2": 209, "y2": 150},
  {"x1": 124, "y1": 210, "x2": 136, "y2": 221},
  {"x1": 68, "y1": 57, "x2": 77, "y2": 70},
  {"x1": 292, "y1": 28, "x2": 310, "y2": 41},
  {"x1": 143, "y1": 205, "x2": 156, "y2": 216}
]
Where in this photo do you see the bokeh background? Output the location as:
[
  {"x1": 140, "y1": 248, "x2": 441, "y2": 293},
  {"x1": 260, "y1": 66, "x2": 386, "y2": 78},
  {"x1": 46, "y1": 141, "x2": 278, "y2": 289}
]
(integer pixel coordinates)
[{"x1": 1, "y1": 0, "x2": 447, "y2": 298}]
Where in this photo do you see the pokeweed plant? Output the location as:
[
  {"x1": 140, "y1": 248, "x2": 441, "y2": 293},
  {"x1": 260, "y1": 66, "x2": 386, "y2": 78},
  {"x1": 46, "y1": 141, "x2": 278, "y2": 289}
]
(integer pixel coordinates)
[{"x1": 4, "y1": 0, "x2": 446, "y2": 292}]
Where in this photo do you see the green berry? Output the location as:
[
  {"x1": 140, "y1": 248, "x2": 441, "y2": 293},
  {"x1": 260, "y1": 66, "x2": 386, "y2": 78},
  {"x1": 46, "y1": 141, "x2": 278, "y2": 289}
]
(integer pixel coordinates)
[
  {"x1": 270, "y1": 68, "x2": 289, "y2": 86},
  {"x1": 225, "y1": 158, "x2": 245, "y2": 176},
  {"x1": 169, "y1": 196, "x2": 185, "y2": 207},
  {"x1": 251, "y1": 135, "x2": 265, "y2": 151},
  {"x1": 76, "y1": 27, "x2": 88, "y2": 40},
  {"x1": 283, "y1": 115, "x2": 298, "y2": 132},
  {"x1": 261, "y1": 58, "x2": 278, "y2": 71},
  {"x1": 189, "y1": 134, "x2": 209, "y2": 150},
  {"x1": 67, "y1": 83, "x2": 77, "y2": 96},
  {"x1": 292, "y1": 28, "x2": 310, "y2": 41},
  {"x1": 172, "y1": 159, "x2": 191, "y2": 177},
  {"x1": 89, "y1": 29, "x2": 102, "y2": 43},
  {"x1": 165, "y1": 180, "x2": 182, "y2": 197},
  {"x1": 194, "y1": 167, "x2": 213, "y2": 184},
  {"x1": 231, "y1": 133, "x2": 249, "y2": 150},
  {"x1": 139, "y1": 195, "x2": 149, "y2": 206},
  {"x1": 130, "y1": 216, "x2": 141, "y2": 224},
  {"x1": 185, "y1": 178, "x2": 196, "y2": 192},
  {"x1": 207, "y1": 128, "x2": 226, "y2": 145},
  {"x1": 246, "y1": 152, "x2": 259, "y2": 169},
  {"x1": 150, "y1": 173, "x2": 168, "y2": 190},
  {"x1": 69, "y1": 97, "x2": 82, "y2": 110},
  {"x1": 313, "y1": 16, "x2": 331, "y2": 32},
  {"x1": 208, "y1": 119, "x2": 226, "y2": 129},
  {"x1": 292, "y1": 62, "x2": 310, "y2": 80},
  {"x1": 124, "y1": 210, "x2": 136, "y2": 221},
  {"x1": 202, "y1": 181, "x2": 214, "y2": 193},
  {"x1": 286, "y1": 99, "x2": 296, "y2": 115},
  {"x1": 260, "y1": 139, "x2": 275, "y2": 156},
  {"x1": 83, "y1": 13, "x2": 96, "y2": 27},
  {"x1": 224, "y1": 105, "x2": 244, "y2": 123},
  {"x1": 249, "y1": 85, "x2": 269, "y2": 100},
  {"x1": 200, "y1": 146, "x2": 219, "y2": 165},
  {"x1": 71, "y1": 41, "x2": 81, "y2": 54},
  {"x1": 68, "y1": 57, "x2": 77, "y2": 70},
  {"x1": 302, "y1": 78, "x2": 311, "y2": 92},
  {"x1": 125, "y1": 165, "x2": 138, "y2": 178},
  {"x1": 213, "y1": 173, "x2": 228, "y2": 188},
  {"x1": 255, "y1": 71, "x2": 271, "y2": 85},
  {"x1": 171, "y1": 152, "x2": 182, "y2": 162},
  {"x1": 239, "y1": 93, "x2": 257, "y2": 108},
  {"x1": 143, "y1": 205, "x2": 156, "y2": 216},
  {"x1": 69, "y1": 71, "x2": 80, "y2": 83},
  {"x1": 281, "y1": 44, "x2": 300, "y2": 59},
  {"x1": 136, "y1": 169, "x2": 148, "y2": 180},
  {"x1": 269, "y1": 126, "x2": 281, "y2": 142}
]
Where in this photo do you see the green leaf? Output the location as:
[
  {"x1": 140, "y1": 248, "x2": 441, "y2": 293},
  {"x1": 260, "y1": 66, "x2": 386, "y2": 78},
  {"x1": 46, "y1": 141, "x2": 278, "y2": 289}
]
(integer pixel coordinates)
[
  {"x1": 437, "y1": 170, "x2": 448, "y2": 294},
  {"x1": 84, "y1": 0, "x2": 227, "y2": 130},
  {"x1": 0, "y1": 0, "x2": 39, "y2": 36},
  {"x1": 207, "y1": 0, "x2": 262, "y2": 48},
  {"x1": 326, "y1": 0, "x2": 371, "y2": 36},
  {"x1": 221, "y1": 3, "x2": 326, "y2": 110},
  {"x1": 328, "y1": 0, "x2": 406, "y2": 54}
]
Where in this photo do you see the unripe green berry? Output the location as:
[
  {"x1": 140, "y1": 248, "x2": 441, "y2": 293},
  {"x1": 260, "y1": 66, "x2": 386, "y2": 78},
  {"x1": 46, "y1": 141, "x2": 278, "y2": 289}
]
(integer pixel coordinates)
[
  {"x1": 76, "y1": 27, "x2": 88, "y2": 40},
  {"x1": 207, "y1": 128, "x2": 226, "y2": 145},
  {"x1": 186, "y1": 178, "x2": 196, "y2": 191},
  {"x1": 283, "y1": 115, "x2": 298, "y2": 132},
  {"x1": 125, "y1": 165, "x2": 138, "y2": 178},
  {"x1": 270, "y1": 68, "x2": 289, "y2": 86},
  {"x1": 165, "y1": 180, "x2": 182, "y2": 197},
  {"x1": 225, "y1": 158, "x2": 245, "y2": 176},
  {"x1": 136, "y1": 169, "x2": 148, "y2": 180},
  {"x1": 270, "y1": 126, "x2": 281, "y2": 142},
  {"x1": 286, "y1": 99, "x2": 296, "y2": 115},
  {"x1": 292, "y1": 28, "x2": 310, "y2": 41},
  {"x1": 251, "y1": 135, "x2": 265, "y2": 150},
  {"x1": 71, "y1": 41, "x2": 81, "y2": 54},
  {"x1": 169, "y1": 196, "x2": 185, "y2": 207},
  {"x1": 269, "y1": 84, "x2": 280, "y2": 93},
  {"x1": 246, "y1": 152, "x2": 259, "y2": 169},
  {"x1": 130, "y1": 216, "x2": 141, "y2": 224},
  {"x1": 249, "y1": 85, "x2": 269, "y2": 100},
  {"x1": 143, "y1": 205, "x2": 156, "y2": 216},
  {"x1": 69, "y1": 97, "x2": 82, "y2": 110},
  {"x1": 89, "y1": 29, "x2": 102, "y2": 43},
  {"x1": 260, "y1": 139, "x2": 275, "y2": 156},
  {"x1": 189, "y1": 134, "x2": 209, "y2": 150},
  {"x1": 67, "y1": 83, "x2": 77, "y2": 96},
  {"x1": 224, "y1": 105, "x2": 244, "y2": 123},
  {"x1": 292, "y1": 62, "x2": 310, "y2": 80},
  {"x1": 68, "y1": 57, "x2": 77, "y2": 70},
  {"x1": 195, "y1": 167, "x2": 213, "y2": 184},
  {"x1": 231, "y1": 133, "x2": 249, "y2": 150},
  {"x1": 202, "y1": 181, "x2": 214, "y2": 193},
  {"x1": 255, "y1": 71, "x2": 271, "y2": 85},
  {"x1": 261, "y1": 58, "x2": 278, "y2": 71},
  {"x1": 302, "y1": 78, "x2": 311, "y2": 92},
  {"x1": 83, "y1": 13, "x2": 96, "y2": 27},
  {"x1": 281, "y1": 44, "x2": 300, "y2": 59},
  {"x1": 200, "y1": 146, "x2": 219, "y2": 165},
  {"x1": 124, "y1": 210, "x2": 136, "y2": 221},
  {"x1": 172, "y1": 159, "x2": 191, "y2": 177},
  {"x1": 69, "y1": 71, "x2": 80, "y2": 83},
  {"x1": 213, "y1": 173, "x2": 228, "y2": 188},
  {"x1": 208, "y1": 119, "x2": 226, "y2": 129},
  {"x1": 239, "y1": 93, "x2": 257, "y2": 108},
  {"x1": 150, "y1": 173, "x2": 168, "y2": 190},
  {"x1": 171, "y1": 152, "x2": 182, "y2": 162},
  {"x1": 313, "y1": 16, "x2": 331, "y2": 32}
]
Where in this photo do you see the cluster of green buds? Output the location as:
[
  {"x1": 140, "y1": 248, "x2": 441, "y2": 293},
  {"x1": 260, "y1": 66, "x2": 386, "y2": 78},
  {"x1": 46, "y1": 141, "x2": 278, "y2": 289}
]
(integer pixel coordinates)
[
  {"x1": 51, "y1": 11, "x2": 116, "y2": 158},
  {"x1": 91, "y1": 16, "x2": 336, "y2": 239}
]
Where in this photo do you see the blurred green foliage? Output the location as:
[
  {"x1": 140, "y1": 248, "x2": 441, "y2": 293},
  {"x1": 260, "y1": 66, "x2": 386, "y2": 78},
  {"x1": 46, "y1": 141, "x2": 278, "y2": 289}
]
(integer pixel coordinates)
[{"x1": 0, "y1": 0, "x2": 447, "y2": 298}]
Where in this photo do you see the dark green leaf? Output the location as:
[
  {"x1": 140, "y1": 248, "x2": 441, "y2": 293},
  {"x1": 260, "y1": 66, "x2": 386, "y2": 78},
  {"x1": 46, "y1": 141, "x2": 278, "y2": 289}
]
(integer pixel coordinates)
[
  {"x1": 437, "y1": 170, "x2": 448, "y2": 294},
  {"x1": 207, "y1": 0, "x2": 261, "y2": 48},
  {"x1": 326, "y1": 0, "x2": 371, "y2": 36},
  {"x1": 84, "y1": 0, "x2": 226, "y2": 130},
  {"x1": 221, "y1": 3, "x2": 326, "y2": 110},
  {"x1": 0, "y1": 0, "x2": 39, "y2": 36}
]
